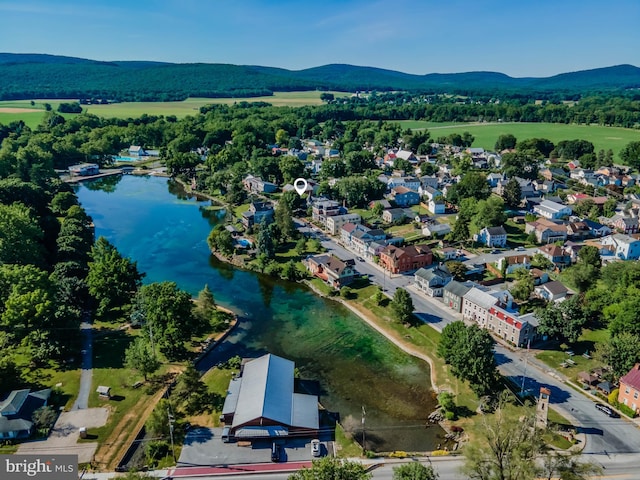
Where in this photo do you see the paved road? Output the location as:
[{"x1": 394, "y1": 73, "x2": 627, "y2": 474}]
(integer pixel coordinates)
[
  {"x1": 72, "y1": 313, "x2": 93, "y2": 410},
  {"x1": 297, "y1": 220, "x2": 457, "y2": 331},
  {"x1": 495, "y1": 344, "x2": 640, "y2": 455},
  {"x1": 298, "y1": 220, "x2": 640, "y2": 455},
  {"x1": 132, "y1": 453, "x2": 640, "y2": 479}
]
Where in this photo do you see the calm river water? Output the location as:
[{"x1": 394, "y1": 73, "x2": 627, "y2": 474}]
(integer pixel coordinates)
[{"x1": 74, "y1": 174, "x2": 445, "y2": 452}]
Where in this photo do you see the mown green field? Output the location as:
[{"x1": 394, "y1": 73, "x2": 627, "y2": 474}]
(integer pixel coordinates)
[
  {"x1": 398, "y1": 120, "x2": 640, "y2": 156},
  {"x1": 0, "y1": 91, "x2": 350, "y2": 124}
]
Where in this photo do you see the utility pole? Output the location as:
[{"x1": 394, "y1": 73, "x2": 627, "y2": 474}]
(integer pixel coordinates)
[
  {"x1": 361, "y1": 405, "x2": 366, "y2": 453},
  {"x1": 167, "y1": 407, "x2": 176, "y2": 462}
]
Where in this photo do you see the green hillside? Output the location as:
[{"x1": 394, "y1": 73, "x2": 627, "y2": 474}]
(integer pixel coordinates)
[{"x1": 1, "y1": 53, "x2": 639, "y2": 101}]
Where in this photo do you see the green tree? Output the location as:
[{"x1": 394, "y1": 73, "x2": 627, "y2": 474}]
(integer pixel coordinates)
[
  {"x1": 462, "y1": 406, "x2": 542, "y2": 480},
  {"x1": 275, "y1": 200, "x2": 297, "y2": 240},
  {"x1": 0, "y1": 264, "x2": 57, "y2": 337},
  {"x1": 445, "y1": 261, "x2": 468, "y2": 281},
  {"x1": 495, "y1": 134, "x2": 517, "y2": 151},
  {"x1": 32, "y1": 406, "x2": 57, "y2": 433},
  {"x1": 371, "y1": 202, "x2": 384, "y2": 217},
  {"x1": 194, "y1": 284, "x2": 216, "y2": 324},
  {"x1": 173, "y1": 364, "x2": 211, "y2": 415},
  {"x1": 531, "y1": 253, "x2": 553, "y2": 270},
  {"x1": 517, "y1": 138, "x2": 555, "y2": 158},
  {"x1": 503, "y1": 177, "x2": 522, "y2": 208},
  {"x1": 295, "y1": 237, "x2": 307, "y2": 255},
  {"x1": 124, "y1": 337, "x2": 160, "y2": 381},
  {"x1": 445, "y1": 172, "x2": 490, "y2": 204},
  {"x1": 279, "y1": 156, "x2": 304, "y2": 184},
  {"x1": 257, "y1": 221, "x2": 276, "y2": 259},
  {"x1": 288, "y1": 457, "x2": 371, "y2": 480},
  {"x1": 392, "y1": 288, "x2": 415, "y2": 325},
  {"x1": 577, "y1": 245, "x2": 601, "y2": 270},
  {"x1": 471, "y1": 197, "x2": 507, "y2": 233},
  {"x1": 87, "y1": 237, "x2": 143, "y2": 316},
  {"x1": 437, "y1": 321, "x2": 467, "y2": 363},
  {"x1": 207, "y1": 227, "x2": 235, "y2": 256},
  {"x1": 619, "y1": 140, "x2": 640, "y2": 168},
  {"x1": 135, "y1": 281, "x2": 201, "y2": 360},
  {"x1": 602, "y1": 198, "x2": 617, "y2": 218},
  {"x1": 594, "y1": 332, "x2": 640, "y2": 378},
  {"x1": 437, "y1": 322, "x2": 499, "y2": 396},
  {"x1": 393, "y1": 462, "x2": 439, "y2": 480},
  {"x1": 535, "y1": 295, "x2": 587, "y2": 344},
  {"x1": 146, "y1": 399, "x2": 174, "y2": 437},
  {"x1": 607, "y1": 295, "x2": 640, "y2": 338},
  {"x1": 566, "y1": 262, "x2": 598, "y2": 293},
  {"x1": 510, "y1": 269, "x2": 534, "y2": 302},
  {"x1": 0, "y1": 202, "x2": 45, "y2": 266}
]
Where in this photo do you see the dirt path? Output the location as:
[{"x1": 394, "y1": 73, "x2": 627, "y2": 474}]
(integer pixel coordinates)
[{"x1": 93, "y1": 376, "x2": 176, "y2": 470}]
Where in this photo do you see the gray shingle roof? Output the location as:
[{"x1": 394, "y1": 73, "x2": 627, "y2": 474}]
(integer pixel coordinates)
[{"x1": 444, "y1": 280, "x2": 472, "y2": 297}]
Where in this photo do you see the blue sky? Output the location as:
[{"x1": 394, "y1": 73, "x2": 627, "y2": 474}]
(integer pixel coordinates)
[{"x1": 1, "y1": 0, "x2": 638, "y2": 77}]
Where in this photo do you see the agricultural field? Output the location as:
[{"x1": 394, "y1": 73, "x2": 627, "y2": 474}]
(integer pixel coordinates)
[
  {"x1": 0, "y1": 91, "x2": 350, "y2": 124},
  {"x1": 399, "y1": 120, "x2": 640, "y2": 157}
]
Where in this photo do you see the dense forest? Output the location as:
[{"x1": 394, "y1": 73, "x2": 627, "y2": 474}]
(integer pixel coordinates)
[{"x1": 1, "y1": 53, "x2": 640, "y2": 101}]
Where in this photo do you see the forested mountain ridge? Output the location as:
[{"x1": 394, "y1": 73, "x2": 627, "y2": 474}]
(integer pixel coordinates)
[{"x1": 1, "y1": 53, "x2": 640, "y2": 101}]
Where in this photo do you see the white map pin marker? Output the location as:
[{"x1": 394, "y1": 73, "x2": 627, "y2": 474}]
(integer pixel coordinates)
[{"x1": 294, "y1": 178, "x2": 308, "y2": 196}]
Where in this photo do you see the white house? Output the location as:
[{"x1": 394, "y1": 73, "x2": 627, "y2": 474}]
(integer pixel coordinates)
[
  {"x1": 600, "y1": 234, "x2": 640, "y2": 260},
  {"x1": 427, "y1": 199, "x2": 446, "y2": 214},
  {"x1": 534, "y1": 281, "x2": 569, "y2": 302},
  {"x1": 422, "y1": 223, "x2": 451, "y2": 237},
  {"x1": 326, "y1": 213, "x2": 361, "y2": 236},
  {"x1": 462, "y1": 287, "x2": 499, "y2": 328},
  {"x1": 473, "y1": 226, "x2": 508, "y2": 247},
  {"x1": 534, "y1": 200, "x2": 572, "y2": 220}
]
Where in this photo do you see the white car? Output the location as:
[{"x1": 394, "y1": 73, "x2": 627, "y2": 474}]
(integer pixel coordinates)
[{"x1": 311, "y1": 439, "x2": 321, "y2": 457}]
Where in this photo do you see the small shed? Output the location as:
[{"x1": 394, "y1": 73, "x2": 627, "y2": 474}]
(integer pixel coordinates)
[
  {"x1": 96, "y1": 386, "x2": 111, "y2": 399},
  {"x1": 597, "y1": 381, "x2": 615, "y2": 395},
  {"x1": 578, "y1": 372, "x2": 598, "y2": 386}
]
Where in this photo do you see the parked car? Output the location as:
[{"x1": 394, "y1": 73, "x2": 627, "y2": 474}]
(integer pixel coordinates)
[
  {"x1": 311, "y1": 439, "x2": 321, "y2": 457},
  {"x1": 357, "y1": 257, "x2": 365, "y2": 262},
  {"x1": 515, "y1": 246, "x2": 526, "y2": 251},
  {"x1": 595, "y1": 403, "x2": 619, "y2": 418}
]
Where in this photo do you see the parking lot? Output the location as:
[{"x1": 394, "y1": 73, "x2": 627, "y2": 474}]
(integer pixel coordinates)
[{"x1": 178, "y1": 427, "x2": 328, "y2": 466}]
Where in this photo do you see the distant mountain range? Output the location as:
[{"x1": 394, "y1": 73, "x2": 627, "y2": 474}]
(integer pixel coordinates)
[{"x1": 1, "y1": 53, "x2": 639, "y2": 101}]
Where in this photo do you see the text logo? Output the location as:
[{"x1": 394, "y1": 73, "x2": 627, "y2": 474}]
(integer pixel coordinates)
[{"x1": 0, "y1": 455, "x2": 77, "y2": 480}]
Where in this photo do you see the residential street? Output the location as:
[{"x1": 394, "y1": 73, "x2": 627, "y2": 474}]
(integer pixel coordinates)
[{"x1": 297, "y1": 220, "x2": 640, "y2": 455}]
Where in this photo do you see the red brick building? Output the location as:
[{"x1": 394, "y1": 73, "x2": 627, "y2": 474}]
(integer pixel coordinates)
[{"x1": 379, "y1": 244, "x2": 432, "y2": 274}]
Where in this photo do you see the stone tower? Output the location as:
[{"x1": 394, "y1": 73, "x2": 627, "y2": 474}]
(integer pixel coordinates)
[{"x1": 536, "y1": 387, "x2": 551, "y2": 429}]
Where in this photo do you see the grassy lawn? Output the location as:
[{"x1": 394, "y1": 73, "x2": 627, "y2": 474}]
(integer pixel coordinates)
[
  {"x1": 535, "y1": 328, "x2": 608, "y2": 380},
  {"x1": 397, "y1": 120, "x2": 640, "y2": 158},
  {"x1": 335, "y1": 424, "x2": 363, "y2": 457},
  {"x1": 504, "y1": 220, "x2": 533, "y2": 248},
  {"x1": 386, "y1": 223, "x2": 420, "y2": 237},
  {"x1": 309, "y1": 278, "x2": 334, "y2": 296},
  {"x1": 84, "y1": 329, "x2": 165, "y2": 449},
  {"x1": 233, "y1": 203, "x2": 250, "y2": 219},
  {"x1": 200, "y1": 367, "x2": 235, "y2": 428}
]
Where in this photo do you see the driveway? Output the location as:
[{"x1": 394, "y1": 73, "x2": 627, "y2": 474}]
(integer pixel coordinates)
[{"x1": 18, "y1": 408, "x2": 109, "y2": 463}]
